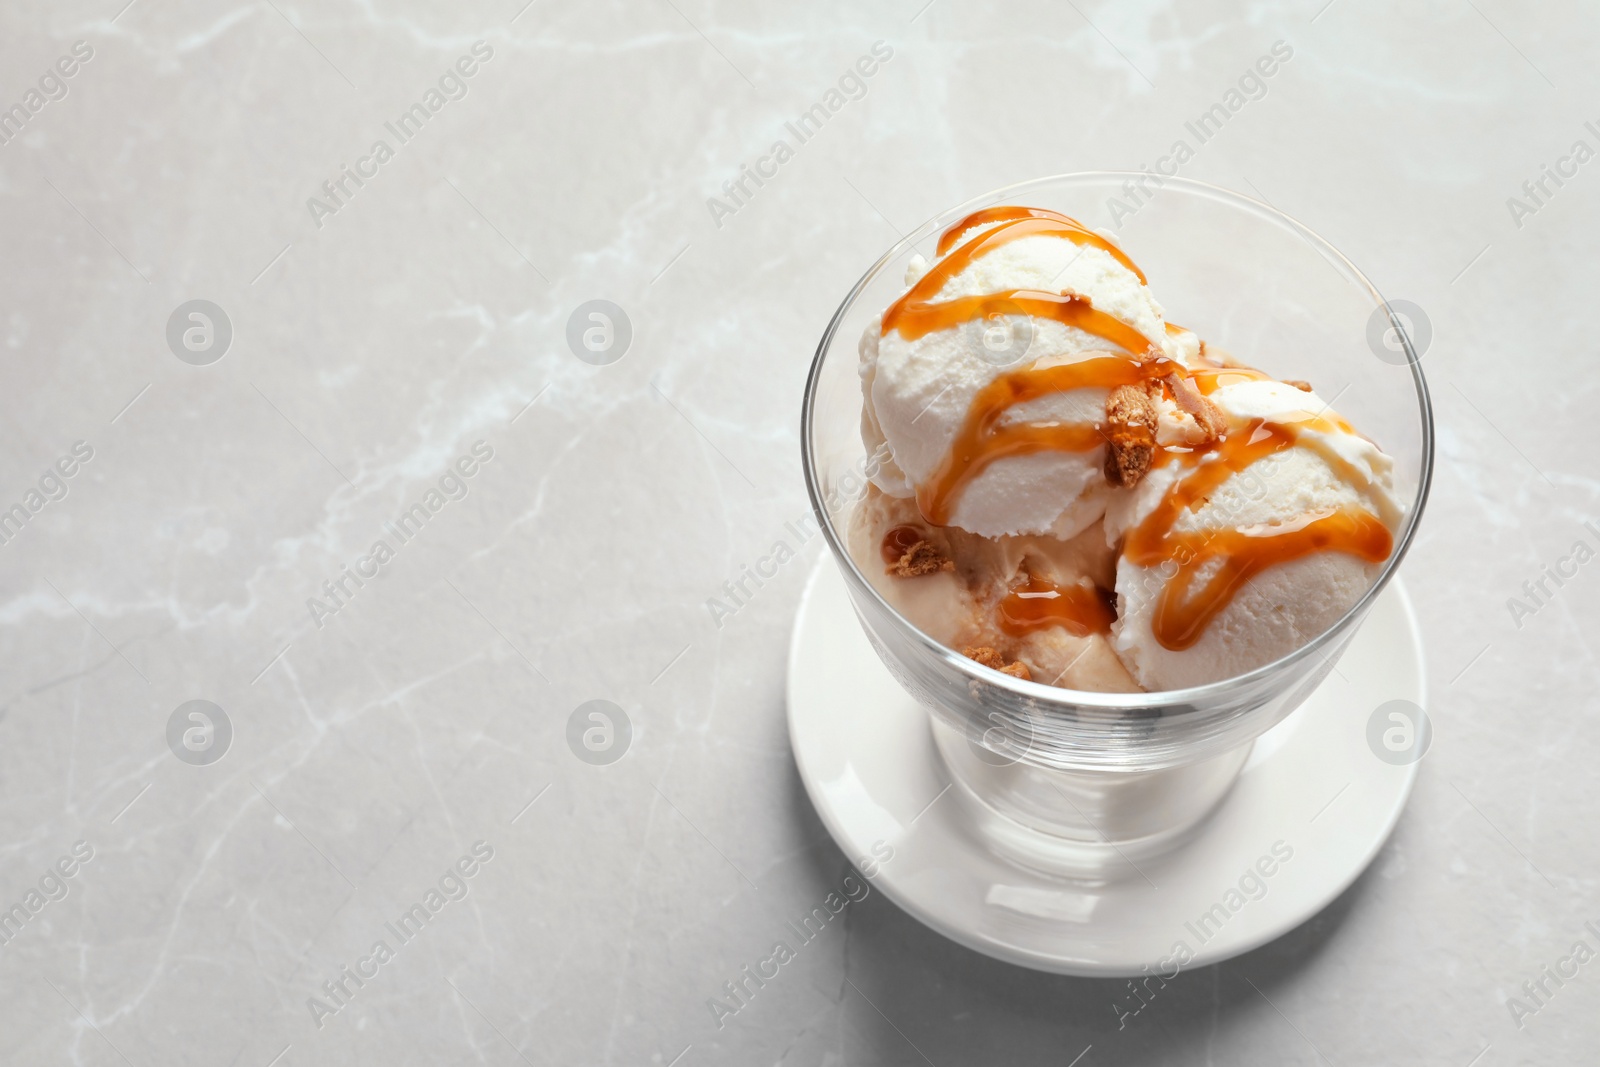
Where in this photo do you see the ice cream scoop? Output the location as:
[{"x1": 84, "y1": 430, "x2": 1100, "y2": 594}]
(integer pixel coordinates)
[
  {"x1": 1104, "y1": 377, "x2": 1402, "y2": 689},
  {"x1": 861, "y1": 207, "x2": 1200, "y2": 540}
]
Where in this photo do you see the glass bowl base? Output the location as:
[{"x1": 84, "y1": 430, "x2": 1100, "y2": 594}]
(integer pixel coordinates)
[{"x1": 930, "y1": 719, "x2": 1254, "y2": 884}]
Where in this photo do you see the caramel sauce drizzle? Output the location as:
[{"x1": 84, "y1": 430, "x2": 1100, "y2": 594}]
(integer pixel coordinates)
[
  {"x1": 883, "y1": 213, "x2": 1156, "y2": 347},
  {"x1": 998, "y1": 573, "x2": 1116, "y2": 638},
  {"x1": 1123, "y1": 419, "x2": 1393, "y2": 650},
  {"x1": 933, "y1": 207, "x2": 1148, "y2": 282},
  {"x1": 917, "y1": 353, "x2": 1183, "y2": 525},
  {"x1": 884, "y1": 206, "x2": 1396, "y2": 653},
  {"x1": 1185, "y1": 359, "x2": 1275, "y2": 397}
]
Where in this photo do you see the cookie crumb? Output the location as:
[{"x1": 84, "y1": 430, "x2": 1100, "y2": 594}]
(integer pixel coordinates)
[
  {"x1": 1164, "y1": 372, "x2": 1228, "y2": 442},
  {"x1": 962, "y1": 646, "x2": 1032, "y2": 680},
  {"x1": 1103, "y1": 382, "x2": 1158, "y2": 487},
  {"x1": 888, "y1": 540, "x2": 954, "y2": 578},
  {"x1": 1283, "y1": 379, "x2": 1313, "y2": 392}
]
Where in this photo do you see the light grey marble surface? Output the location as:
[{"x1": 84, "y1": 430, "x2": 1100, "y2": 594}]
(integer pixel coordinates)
[{"x1": 0, "y1": 1, "x2": 1594, "y2": 1064}]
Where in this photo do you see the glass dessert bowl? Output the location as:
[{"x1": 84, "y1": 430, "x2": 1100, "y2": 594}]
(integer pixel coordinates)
[{"x1": 800, "y1": 173, "x2": 1433, "y2": 880}]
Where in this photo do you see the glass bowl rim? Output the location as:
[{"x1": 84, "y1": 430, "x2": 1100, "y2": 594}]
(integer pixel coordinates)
[{"x1": 800, "y1": 170, "x2": 1435, "y2": 711}]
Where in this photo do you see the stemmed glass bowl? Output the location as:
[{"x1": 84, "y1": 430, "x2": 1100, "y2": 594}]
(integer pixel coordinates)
[{"x1": 800, "y1": 173, "x2": 1433, "y2": 878}]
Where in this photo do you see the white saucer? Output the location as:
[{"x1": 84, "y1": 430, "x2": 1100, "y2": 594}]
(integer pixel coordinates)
[{"x1": 787, "y1": 557, "x2": 1424, "y2": 978}]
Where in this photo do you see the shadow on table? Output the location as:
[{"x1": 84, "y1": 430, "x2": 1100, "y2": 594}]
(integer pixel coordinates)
[{"x1": 783, "y1": 760, "x2": 1377, "y2": 1066}]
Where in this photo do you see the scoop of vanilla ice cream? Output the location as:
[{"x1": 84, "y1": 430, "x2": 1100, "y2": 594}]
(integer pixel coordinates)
[
  {"x1": 848, "y1": 484, "x2": 1140, "y2": 691},
  {"x1": 1104, "y1": 379, "x2": 1403, "y2": 690},
  {"x1": 862, "y1": 226, "x2": 1189, "y2": 539}
]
